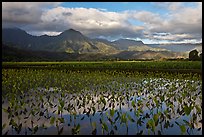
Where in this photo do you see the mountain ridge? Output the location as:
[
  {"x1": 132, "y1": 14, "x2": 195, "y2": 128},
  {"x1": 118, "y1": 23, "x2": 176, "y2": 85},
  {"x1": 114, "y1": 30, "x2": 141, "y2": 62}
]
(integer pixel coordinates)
[
  {"x1": 2, "y1": 27, "x2": 167, "y2": 53},
  {"x1": 2, "y1": 27, "x2": 201, "y2": 61}
]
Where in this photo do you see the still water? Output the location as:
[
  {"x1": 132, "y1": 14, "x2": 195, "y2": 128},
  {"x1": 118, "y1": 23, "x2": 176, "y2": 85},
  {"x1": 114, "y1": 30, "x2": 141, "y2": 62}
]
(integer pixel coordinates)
[{"x1": 2, "y1": 78, "x2": 202, "y2": 135}]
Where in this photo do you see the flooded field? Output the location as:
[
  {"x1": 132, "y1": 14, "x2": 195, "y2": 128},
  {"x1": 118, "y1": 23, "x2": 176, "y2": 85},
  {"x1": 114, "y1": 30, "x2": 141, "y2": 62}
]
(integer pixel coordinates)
[{"x1": 2, "y1": 68, "x2": 202, "y2": 135}]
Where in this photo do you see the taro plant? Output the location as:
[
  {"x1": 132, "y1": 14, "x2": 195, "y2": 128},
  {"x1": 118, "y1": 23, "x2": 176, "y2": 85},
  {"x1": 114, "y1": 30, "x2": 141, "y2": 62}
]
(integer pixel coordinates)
[
  {"x1": 2, "y1": 62, "x2": 202, "y2": 135},
  {"x1": 175, "y1": 121, "x2": 186, "y2": 135}
]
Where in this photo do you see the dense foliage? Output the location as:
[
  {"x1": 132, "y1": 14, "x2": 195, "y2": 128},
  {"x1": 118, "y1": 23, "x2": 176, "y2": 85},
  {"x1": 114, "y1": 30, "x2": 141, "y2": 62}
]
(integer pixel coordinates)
[{"x1": 2, "y1": 61, "x2": 202, "y2": 70}]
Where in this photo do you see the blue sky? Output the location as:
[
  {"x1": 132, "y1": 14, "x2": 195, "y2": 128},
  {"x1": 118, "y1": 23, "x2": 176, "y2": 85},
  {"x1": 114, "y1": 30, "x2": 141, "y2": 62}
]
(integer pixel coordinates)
[
  {"x1": 60, "y1": 2, "x2": 197, "y2": 16},
  {"x1": 61, "y1": 2, "x2": 160, "y2": 12},
  {"x1": 2, "y1": 2, "x2": 202, "y2": 44}
]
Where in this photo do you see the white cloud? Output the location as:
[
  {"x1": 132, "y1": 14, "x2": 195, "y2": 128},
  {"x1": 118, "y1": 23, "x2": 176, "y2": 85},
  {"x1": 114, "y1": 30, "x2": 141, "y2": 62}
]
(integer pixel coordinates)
[
  {"x1": 24, "y1": 7, "x2": 145, "y2": 39},
  {"x1": 152, "y1": 2, "x2": 183, "y2": 11},
  {"x1": 2, "y1": 2, "x2": 202, "y2": 43},
  {"x1": 147, "y1": 33, "x2": 194, "y2": 41},
  {"x1": 128, "y1": 11, "x2": 163, "y2": 25},
  {"x1": 150, "y1": 2, "x2": 202, "y2": 34},
  {"x1": 136, "y1": 2, "x2": 202, "y2": 42}
]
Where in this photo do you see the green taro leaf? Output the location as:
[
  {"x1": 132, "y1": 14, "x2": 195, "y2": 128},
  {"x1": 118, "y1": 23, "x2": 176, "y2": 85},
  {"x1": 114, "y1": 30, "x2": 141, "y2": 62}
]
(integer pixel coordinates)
[
  {"x1": 131, "y1": 100, "x2": 136, "y2": 107},
  {"x1": 50, "y1": 117, "x2": 55, "y2": 125},
  {"x1": 180, "y1": 125, "x2": 186, "y2": 133},
  {"x1": 195, "y1": 105, "x2": 201, "y2": 113},
  {"x1": 127, "y1": 114, "x2": 135, "y2": 122},
  {"x1": 9, "y1": 118, "x2": 17, "y2": 127},
  {"x1": 58, "y1": 117, "x2": 65, "y2": 123},
  {"x1": 102, "y1": 122, "x2": 108, "y2": 132},
  {"x1": 183, "y1": 105, "x2": 192, "y2": 116},
  {"x1": 161, "y1": 96, "x2": 164, "y2": 102},
  {"x1": 121, "y1": 113, "x2": 127, "y2": 124},
  {"x1": 91, "y1": 122, "x2": 96, "y2": 129},
  {"x1": 153, "y1": 114, "x2": 159, "y2": 122},
  {"x1": 60, "y1": 100, "x2": 65, "y2": 108},
  {"x1": 33, "y1": 125, "x2": 38, "y2": 134},
  {"x1": 92, "y1": 107, "x2": 96, "y2": 115},
  {"x1": 154, "y1": 98, "x2": 159, "y2": 107},
  {"x1": 76, "y1": 124, "x2": 80, "y2": 131},
  {"x1": 110, "y1": 109, "x2": 115, "y2": 117},
  {"x1": 102, "y1": 98, "x2": 106, "y2": 106},
  {"x1": 147, "y1": 119, "x2": 155, "y2": 132}
]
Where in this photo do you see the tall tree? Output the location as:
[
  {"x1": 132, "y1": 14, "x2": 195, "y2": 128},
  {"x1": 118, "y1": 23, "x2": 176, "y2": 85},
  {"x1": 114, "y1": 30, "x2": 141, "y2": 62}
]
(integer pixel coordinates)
[{"x1": 189, "y1": 49, "x2": 199, "y2": 61}]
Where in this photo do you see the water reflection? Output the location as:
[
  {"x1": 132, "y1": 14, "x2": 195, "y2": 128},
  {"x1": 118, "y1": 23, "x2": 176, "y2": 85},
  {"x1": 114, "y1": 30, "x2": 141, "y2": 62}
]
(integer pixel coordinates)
[{"x1": 2, "y1": 78, "x2": 202, "y2": 135}]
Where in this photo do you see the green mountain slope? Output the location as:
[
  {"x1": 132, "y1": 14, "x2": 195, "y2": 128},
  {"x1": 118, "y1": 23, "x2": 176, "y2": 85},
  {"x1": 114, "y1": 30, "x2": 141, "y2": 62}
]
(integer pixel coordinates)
[{"x1": 2, "y1": 28, "x2": 118, "y2": 54}]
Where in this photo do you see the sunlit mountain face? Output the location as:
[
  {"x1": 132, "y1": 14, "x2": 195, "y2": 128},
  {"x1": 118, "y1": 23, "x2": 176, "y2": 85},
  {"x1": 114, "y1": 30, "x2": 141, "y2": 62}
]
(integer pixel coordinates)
[{"x1": 3, "y1": 27, "x2": 201, "y2": 61}]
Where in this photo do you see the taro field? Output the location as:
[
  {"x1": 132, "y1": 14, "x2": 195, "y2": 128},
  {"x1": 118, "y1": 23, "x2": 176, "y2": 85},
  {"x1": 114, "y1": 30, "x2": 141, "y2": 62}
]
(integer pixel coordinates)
[{"x1": 2, "y1": 62, "x2": 202, "y2": 135}]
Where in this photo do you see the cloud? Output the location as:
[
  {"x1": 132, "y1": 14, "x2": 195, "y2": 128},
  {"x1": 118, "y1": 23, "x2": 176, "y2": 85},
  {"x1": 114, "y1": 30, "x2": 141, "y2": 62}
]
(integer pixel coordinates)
[
  {"x1": 2, "y1": 2, "x2": 61, "y2": 27},
  {"x1": 128, "y1": 11, "x2": 163, "y2": 25},
  {"x1": 152, "y1": 2, "x2": 183, "y2": 11},
  {"x1": 16, "y1": 6, "x2": 145, "y2": 39},
  {"x1": 134, "y1": 2, "x2": 202, "y2": 42},
  {"x1": 146, "y1": 32, "x2": 198, "y2": 41},
  {"x1": 2, "y1": 2, "x2": 202, "y2": 43},
  {"x1": 151, "y1": 2, "x2": 201, "y2": 34}
]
